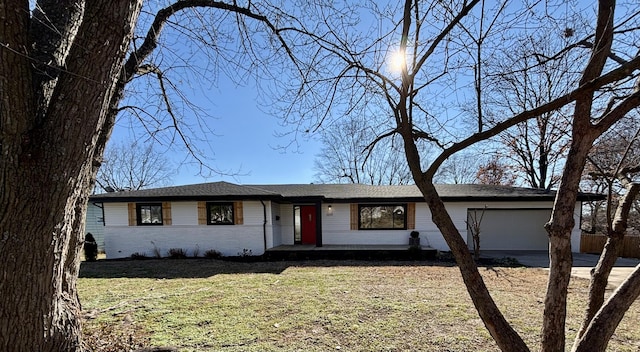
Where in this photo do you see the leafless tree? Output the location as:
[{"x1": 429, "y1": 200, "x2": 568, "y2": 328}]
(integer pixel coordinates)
[
  {"x1": 433, "y1": 152, "x2": 481, "y2": 184},
  {"x1": 466, "y1": 206, "x2": 487, "y2": 260},
  {"x1": 583, "y1": 118, "x2": 640, "y2": 233},
  {"x1": 270, "y1": 0, "x2": 640, "y2": 351},
  {"x1": 313, "y1": 117, "x2": 413, "y2": 185},
  {"x1": 0, "y1": 1, "x2": 301, "y2": 350},
  {"x1": 577, "y1": 118, "x2": 640, "y2": 341},
  {"x1": 96, "y1": 140, "x2": 174, "y2": 192},
  {"x1": 486, "y1": 26, "x2": 579, "y2": 189},
  {"x1": 580, "y1": 177, "x2": 609, "y2": 233}
]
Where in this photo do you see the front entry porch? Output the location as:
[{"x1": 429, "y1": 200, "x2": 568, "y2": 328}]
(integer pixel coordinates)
[{"x1": 265, "y1": 244, "x2": 437, "y2": 261}]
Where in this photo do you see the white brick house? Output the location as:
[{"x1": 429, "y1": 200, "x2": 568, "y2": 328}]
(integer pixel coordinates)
[{"x1": 89, "y1": 182, "x2": 598, "y2": 259}]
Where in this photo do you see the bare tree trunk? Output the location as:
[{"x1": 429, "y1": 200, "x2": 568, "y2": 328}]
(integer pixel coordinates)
[
  {"x1": 541, "y1": 1, "x2": 616, "y2": 350},
  {"x1": 0, "y1": 1, "x2": 142, "y2": 350},
  {"x1": 581, "y1": 236, "x2": 621, "y2": 319},
  {"x1": 419, "y1": 181, "x2": 530, "y2": 352},
  {"x1": 542, "y1": 118, "x2": 599, "y2": 351},
  {"x1": 467, "y1": 208, "x2": 485, "y2": 261},
  {"x1": 400, "y1": 125, "x2": 529, "y2": 351},
  {"x1": 575, "y1": 182, "x2": 640, "y2": 341},
  {"x1": 2, "y1": 1, "x2": 297, "y2": 349},
  {"x1": 572, "y1": 265, "x2": 640, "y2": 352}
]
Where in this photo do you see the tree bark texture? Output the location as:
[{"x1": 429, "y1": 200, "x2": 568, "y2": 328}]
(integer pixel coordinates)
[
  {"x1": 572, "y1": 265, "x2": 640, "y2": 352},
  {"x1": 541, "y1": 135, "x2": 595, "y2": 352},
  {"x1": 0, "y1": 1, "x2": 142, "y2": 350},
  {"x1": 399, "y1": 124, "x2": 529, "y2": 351},
  {"x1": 419, "y1": 180, "x2": 530, "y2": 352},
  {"x1": 574, "y1": 182, "x2": 640, "y2": 346}
]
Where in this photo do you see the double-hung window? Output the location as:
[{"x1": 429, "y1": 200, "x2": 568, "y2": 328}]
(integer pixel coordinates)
[
  {"x1": 358, "y1": 204, "x2": 407, "y2": 230},
  {"x1": 207, "y1": 203, "x2": 235, "y2": 225},
  {"x1": 136, "y1": 203, "x2": 163, "y2": 225}
]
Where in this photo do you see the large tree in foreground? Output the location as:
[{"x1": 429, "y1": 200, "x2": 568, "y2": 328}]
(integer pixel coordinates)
[
  {"x1": 271, "y1": 0, "x2": 640, "y2": 351},
  {"x1": 1, "y1": 2, "x2": 140, "y2": 349},
  {"x1": 0, "y1": 1, "x2": 294, "y2": 350}
]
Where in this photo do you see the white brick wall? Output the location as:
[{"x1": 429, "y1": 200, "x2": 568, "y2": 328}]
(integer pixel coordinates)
[
  {"x1": 104, "y1": 225, "x2": 265, "y2": 258},
  {"x1": 104, "y1": 201, "x2": 267, "y2": 258},
  {"x1": 103, "y1": 199, "x2": 584, "y2": 257}
]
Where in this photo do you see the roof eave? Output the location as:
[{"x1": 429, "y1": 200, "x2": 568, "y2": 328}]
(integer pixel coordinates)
[{"x1": 90, "y1": 194, "x2": 283, "y2": 203}]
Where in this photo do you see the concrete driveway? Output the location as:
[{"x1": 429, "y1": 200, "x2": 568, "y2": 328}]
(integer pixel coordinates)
[{"x1": 482, "y1": 250, "x2": 640, "y2": 289}]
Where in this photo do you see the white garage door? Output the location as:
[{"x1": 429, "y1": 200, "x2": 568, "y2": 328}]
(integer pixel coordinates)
[{"x1": 467, "y1": 208, "x2": 552, "y2": 250}]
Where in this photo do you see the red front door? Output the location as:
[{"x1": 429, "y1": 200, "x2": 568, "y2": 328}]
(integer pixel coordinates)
[{"x1": 300, "y1": 205, "x2": 317, "y2": 244}]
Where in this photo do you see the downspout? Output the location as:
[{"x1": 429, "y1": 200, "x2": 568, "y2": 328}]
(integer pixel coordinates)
[
  {"x1": 260, "y1": 200, "x2": 267, "y2": 252},
  {"x1": 92, "y1": 202, "x2": 105, "y2": 226}
]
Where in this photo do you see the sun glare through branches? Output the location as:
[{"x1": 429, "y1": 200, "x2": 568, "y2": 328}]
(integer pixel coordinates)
[{"x1": 388, "y1": 49, "x2": 407, "y2": 74}]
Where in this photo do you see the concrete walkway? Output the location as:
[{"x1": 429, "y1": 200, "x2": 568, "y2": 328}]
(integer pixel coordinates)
[{"x1": 482, "y1": 250, "x2": 640, "y2": 289}]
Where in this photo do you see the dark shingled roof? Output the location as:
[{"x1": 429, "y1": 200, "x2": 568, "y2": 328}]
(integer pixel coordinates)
[
  {"x1": 89, "y1": 181, "x2": 603, "y2": 203},
  {"x1": 90, "y1": 181, "x2": 279, "y2": 201}
]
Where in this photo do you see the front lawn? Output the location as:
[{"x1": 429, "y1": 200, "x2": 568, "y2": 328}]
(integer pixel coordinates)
[{"x1": 79, "y1": 259, "x2": 640, "y2": 351}]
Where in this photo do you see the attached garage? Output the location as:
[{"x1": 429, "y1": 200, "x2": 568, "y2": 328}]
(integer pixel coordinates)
[{"x1": 467, "y1": 208, "x2": 552, "y2": 251}]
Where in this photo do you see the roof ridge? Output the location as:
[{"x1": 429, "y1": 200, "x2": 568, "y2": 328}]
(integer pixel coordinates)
[{"x1": 236, "y1": 183, "x2": 283, "y2": 195}]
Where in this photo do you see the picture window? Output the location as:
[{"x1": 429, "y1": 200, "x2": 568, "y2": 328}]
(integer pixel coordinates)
[{"x1": 358, "y1": 204, "x2": 406, "y2": 230}]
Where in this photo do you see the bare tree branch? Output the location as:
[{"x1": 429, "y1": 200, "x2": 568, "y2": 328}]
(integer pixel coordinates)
[{"x1": 426, "y1": 55, "x2": 640, "y2": 180}]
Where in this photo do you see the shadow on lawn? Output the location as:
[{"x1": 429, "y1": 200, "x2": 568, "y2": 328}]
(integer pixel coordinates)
[{"x1": 79, "y1": 254, "x2": 520, "y2": 279}]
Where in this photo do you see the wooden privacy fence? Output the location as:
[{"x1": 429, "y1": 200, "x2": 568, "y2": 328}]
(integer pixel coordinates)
[{"x1": 580, "y1": 233, "x2": 640, "y2": 259}]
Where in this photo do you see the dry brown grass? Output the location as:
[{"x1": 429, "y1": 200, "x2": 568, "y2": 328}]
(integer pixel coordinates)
[{"x1": 79, "y1": 259, "x2": 640, "y2": 351}]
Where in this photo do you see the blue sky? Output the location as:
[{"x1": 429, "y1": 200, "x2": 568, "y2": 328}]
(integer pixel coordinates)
[
  {"x1": 110, "y1": 80, "x2": 322, "y2": 187},
  {"x1": 104, "y1": 2, "x2": 342, "y2": 187}
]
